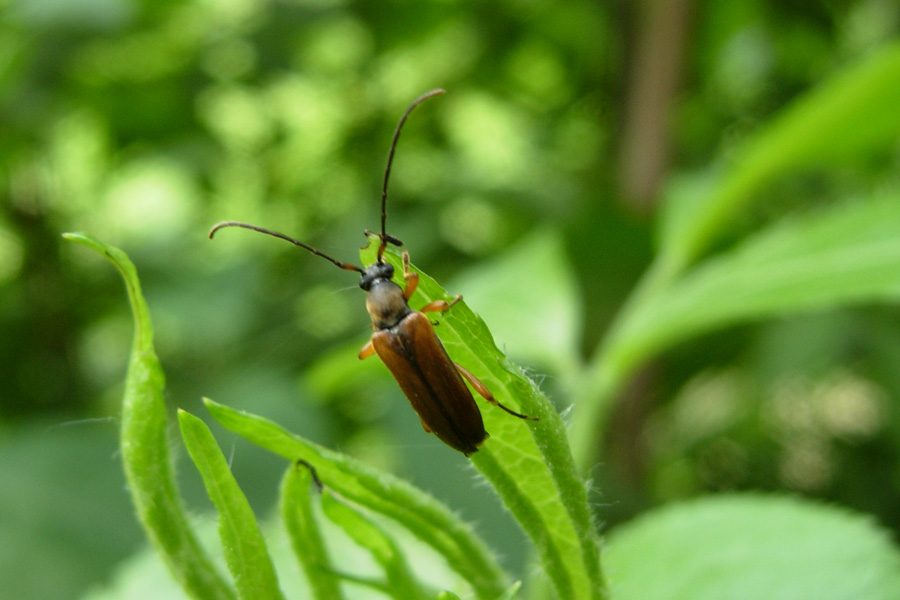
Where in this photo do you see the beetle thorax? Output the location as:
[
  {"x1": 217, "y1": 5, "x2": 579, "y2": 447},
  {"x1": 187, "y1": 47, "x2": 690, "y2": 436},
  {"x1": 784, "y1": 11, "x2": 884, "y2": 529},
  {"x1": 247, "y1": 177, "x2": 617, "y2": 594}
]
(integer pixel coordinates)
[{"x1": 365, "y1": 278, "x2": 412, "y2": 330}]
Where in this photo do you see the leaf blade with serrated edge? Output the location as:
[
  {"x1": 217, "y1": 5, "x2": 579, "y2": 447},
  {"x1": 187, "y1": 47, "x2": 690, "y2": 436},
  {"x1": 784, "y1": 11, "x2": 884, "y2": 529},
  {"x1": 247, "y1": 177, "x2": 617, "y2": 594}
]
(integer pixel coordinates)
[{"x1": 360, "y1": 238, "x2": 605, "y2": 600}]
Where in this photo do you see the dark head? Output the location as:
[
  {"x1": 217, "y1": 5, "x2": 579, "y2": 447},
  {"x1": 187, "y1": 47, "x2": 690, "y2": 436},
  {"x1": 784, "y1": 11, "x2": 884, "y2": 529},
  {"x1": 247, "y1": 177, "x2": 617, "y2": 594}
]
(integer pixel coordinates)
[{"x1": 359, "y1": 260, "x2": 394, "y2": 291}]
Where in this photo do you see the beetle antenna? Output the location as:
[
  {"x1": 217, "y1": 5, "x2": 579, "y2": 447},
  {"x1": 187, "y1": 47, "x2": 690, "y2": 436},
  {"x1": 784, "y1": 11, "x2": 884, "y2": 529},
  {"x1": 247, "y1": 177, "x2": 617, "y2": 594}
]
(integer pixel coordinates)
[
  {"x1": 209, "y1": 221, "x2": 363, "y2": 273},
  {"x1": 378, "y1": 88, "x2": 445, "y2": 262}
]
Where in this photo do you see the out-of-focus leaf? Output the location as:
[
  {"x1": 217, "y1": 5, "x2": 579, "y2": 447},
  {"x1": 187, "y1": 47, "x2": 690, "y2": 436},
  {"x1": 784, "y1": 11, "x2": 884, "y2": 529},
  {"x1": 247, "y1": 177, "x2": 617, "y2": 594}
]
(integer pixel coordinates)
[
  {"x1": 661, "y1": 41, "x2": 900, "y2": 268},
  {"x1": 495, "y1": 581, "x2": 523, "y2": 600},
  {"x1": 573, "y1": 193, "x2": 900, "y2": 465},
  {"x1": 616, "y1": 196, "x2": 900, "y2": 367},
  {"x1": 178, "y1": 410, "x2": 285, "y2": 600},
  {"x1": 604, "y1": 494, "x2": 900, "y2": 600}
]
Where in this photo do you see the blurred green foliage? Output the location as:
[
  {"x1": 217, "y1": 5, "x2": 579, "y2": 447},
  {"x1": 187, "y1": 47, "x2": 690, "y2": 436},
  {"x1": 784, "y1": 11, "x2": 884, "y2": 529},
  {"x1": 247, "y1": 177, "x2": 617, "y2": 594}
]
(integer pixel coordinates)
[{"x1": 2, "y1": 0, "x2": 900, "y2": 598}]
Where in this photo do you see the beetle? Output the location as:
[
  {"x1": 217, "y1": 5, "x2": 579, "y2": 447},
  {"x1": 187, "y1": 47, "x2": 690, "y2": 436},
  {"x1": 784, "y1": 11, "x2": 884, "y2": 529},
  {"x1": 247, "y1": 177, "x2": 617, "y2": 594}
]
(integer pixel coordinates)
[{"x1": 209, "y1": 89, "x2": 536, "y2": 456}]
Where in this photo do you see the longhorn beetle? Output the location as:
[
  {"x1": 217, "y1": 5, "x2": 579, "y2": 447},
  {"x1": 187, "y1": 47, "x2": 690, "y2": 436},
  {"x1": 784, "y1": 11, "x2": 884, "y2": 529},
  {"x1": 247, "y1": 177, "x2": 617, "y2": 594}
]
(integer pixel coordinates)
[{"x1": 209, "y1": 89, "x2": 536, "y2": 456}]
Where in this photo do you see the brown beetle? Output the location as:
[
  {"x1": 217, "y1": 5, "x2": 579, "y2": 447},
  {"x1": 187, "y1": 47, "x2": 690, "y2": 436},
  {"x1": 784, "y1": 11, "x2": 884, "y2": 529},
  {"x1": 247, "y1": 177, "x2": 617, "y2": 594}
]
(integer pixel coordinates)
[{"x1": 210, "y1": 89, "x2": 535, "y2": 455}]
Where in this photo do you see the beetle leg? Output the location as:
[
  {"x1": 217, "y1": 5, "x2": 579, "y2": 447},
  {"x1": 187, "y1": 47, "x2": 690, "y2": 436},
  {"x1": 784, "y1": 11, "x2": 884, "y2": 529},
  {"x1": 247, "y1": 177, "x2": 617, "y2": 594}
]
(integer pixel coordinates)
[
  {"x1": 358, "y1": 339, "x2": 376, "y2": 360},
  {"x1": 401, "y1": 250, "x2": 419, "y2": 300},
  {"x1": 454, "y1": 362, "x2": 492, "y2": 399},
  {"x1": 420, "y1": 295, "x2": 462, "y2": 314},
  {"x1": 400, "y1": 251, "x2": 462, "y2": 313},
  {"x1": 454, "y1": 362, "x2": 539, "y2": 421},
  {"x1": 420, "y1": 418, "x2": 432, "y2": 433}
]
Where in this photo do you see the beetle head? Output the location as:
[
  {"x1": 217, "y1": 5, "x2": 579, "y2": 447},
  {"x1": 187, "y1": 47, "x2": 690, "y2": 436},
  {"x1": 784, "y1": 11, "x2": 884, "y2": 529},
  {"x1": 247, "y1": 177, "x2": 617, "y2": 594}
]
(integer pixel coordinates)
[{"x1": 359, "y1": 261, "x2": 394, "y2": 291}]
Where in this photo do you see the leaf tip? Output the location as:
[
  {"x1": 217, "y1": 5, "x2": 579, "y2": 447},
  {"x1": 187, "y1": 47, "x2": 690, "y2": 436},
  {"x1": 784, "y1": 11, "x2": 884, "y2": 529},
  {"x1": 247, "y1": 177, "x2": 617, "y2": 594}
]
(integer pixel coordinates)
[
  {"x1": 176, "y1": 408, "x2": 195, "y2": 425},
  {"x1": 203, "y1": 397, "x2": 228, "y2": 417},
  {"x1": 61, "y1": 232, "x2": 102, "y2": 252}
]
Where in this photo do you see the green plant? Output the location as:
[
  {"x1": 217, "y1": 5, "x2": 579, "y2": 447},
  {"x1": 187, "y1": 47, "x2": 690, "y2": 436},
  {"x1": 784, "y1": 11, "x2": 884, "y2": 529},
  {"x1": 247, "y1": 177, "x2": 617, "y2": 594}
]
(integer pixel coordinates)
[{"x1": 65, "y1": 41, "x2": 900, "y2": 600}]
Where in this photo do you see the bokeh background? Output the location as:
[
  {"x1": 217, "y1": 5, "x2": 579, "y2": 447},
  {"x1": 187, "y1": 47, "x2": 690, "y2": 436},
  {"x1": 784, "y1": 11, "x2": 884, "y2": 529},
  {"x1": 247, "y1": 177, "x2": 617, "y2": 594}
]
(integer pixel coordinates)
[{"x1": 2, "y1": 0, "x2": 899, "y2": 598}]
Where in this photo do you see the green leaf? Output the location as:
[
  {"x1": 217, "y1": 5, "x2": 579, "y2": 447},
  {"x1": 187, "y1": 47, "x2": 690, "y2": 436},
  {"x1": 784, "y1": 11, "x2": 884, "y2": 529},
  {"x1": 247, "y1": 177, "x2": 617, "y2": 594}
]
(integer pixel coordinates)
[
  {"x1": 178, "y1": 410, "x2": 285, "y2": 600},
  {"x1": 575, "y1": 45, "x2": 900, "y2": 467},
  {"x1": 615, "y1": 196, "x2": 900, "y2": 368},
  {"x1": 495, "y1": 581, "x2": 523, "y2": 600},
  {"x1": 573, "y1": 195, "x2": 900, "y2": 463},
  {"x1": 321, "y1": 489, "x2": 432, "y2": 600},
  {"x1": 452, "y1": 229, "x2": 582, "y2": 376},
  {"x1": 604, "y1": 494, "x2": 900, "y2": 600},
  {"x1": 204, "y1": 398, "x2": 509, "y2": 600},
  {"x1": 62, "y1": 233, "x2": 234, "y2": 600},
  {"x1": 280, "y1": 465, "x2": 344, "y2": 600},
  {"x1": 360, "y1": 237, "x2": 605, "y2": 600},
  {"x1": 662, "y1": 40, "x2": 900, "y2": 269}
]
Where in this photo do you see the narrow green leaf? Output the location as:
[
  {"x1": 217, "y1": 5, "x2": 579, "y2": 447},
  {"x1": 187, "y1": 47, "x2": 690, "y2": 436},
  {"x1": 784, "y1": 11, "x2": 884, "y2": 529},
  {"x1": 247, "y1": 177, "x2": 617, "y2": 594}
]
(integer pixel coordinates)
[
  {"x1": 178, "y1": 410, "x2": 285, "y2": 600},
  {"x1": 616, "y1": 196, "x2": 900, "y2": 368},
  {"x1": 360, "y1": 238, "x2": 605, "y2": 600},
  {"x1": 280, "y1": 465, "x2": 344, "y2": 600},
  {"x1": 662, "y1": 41, "x2": 900, "y2": 268},
  {"x1": 62, "y1": 233, "x2": 234, "y2": 600},
  {"x1": 204, "y1": 398, "x2": 509, "y2": 600},
  {"x1": 320, "y1": 490, "x2": 431, "y2": 600},
  {"x1": 604, "y1": 494, "x2": 900, "y2": 600}
]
